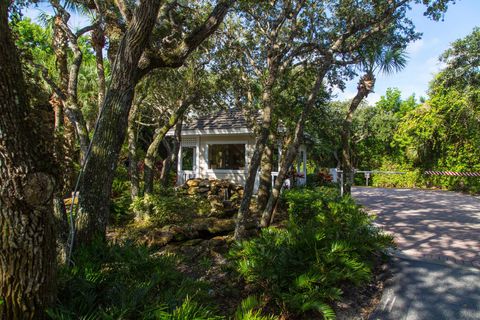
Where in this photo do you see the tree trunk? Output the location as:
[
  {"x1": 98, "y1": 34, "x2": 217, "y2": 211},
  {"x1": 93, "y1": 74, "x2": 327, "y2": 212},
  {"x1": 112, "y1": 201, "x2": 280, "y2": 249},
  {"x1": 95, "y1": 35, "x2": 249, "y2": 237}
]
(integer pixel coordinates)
[
  {"x1": 63, "y1": 102, "x2": 90, "y2": 164},
  {"x1": 144, "y1": 98, "x2": 192, "y2": 195},
  {"x1": 76, "y1": 0, "x2": 163, "y2": 245},
  {"x1": 160, "y1": 120, "x2": 182, "y2": 188},
  {"x1": 0, "y1": 4, "x2": 57, "y2": 317},
  {"x1": 234, "y1": 72, "x2": 276, "y2": 240},
  {"x1": 52, "y1": 10, "x2": 90, "y2": 163},
  {"x1": 341, "y1": 73, "x2": 375, "y2": 195},
  {"x1": 76, "y1": 0, "x2": 231, "y2": 245},
  {"x1": 128, "y1": 103, "x2": 140, "y2": 199},
  {"x1": 256, "y1": 138, "x2": 274, "y2": 212},
  {"x1": 261, "y1": 67, "x2": 327, "y2": 227},
  {"x1": 50, "y1": 94, "x2": 69, "y2": 263},
  {"x1": 93, "y1": 24, "x2": 106, "y2": 112}
]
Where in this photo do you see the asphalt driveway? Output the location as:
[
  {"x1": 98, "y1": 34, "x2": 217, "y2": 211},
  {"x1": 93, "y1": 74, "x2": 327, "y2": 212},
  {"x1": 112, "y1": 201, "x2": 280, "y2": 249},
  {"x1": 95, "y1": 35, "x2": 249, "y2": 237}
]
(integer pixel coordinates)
[
  {"x1": 352, "y1": 187, "x2": 480, "y2": 267},
  {"x1": 352, "y1": 187, "x2": 480, "y2": 320}
]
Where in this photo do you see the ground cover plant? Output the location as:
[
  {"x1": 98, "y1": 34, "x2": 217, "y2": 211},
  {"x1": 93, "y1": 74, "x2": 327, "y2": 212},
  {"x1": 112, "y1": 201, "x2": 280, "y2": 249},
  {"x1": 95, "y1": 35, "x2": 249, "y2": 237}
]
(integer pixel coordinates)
[
  {"x1": 48, "y1": 241, "x2": 222, "y2": 319},
  {"x1": 230, "y1": 187, "x2": 394, "y2": 319}
]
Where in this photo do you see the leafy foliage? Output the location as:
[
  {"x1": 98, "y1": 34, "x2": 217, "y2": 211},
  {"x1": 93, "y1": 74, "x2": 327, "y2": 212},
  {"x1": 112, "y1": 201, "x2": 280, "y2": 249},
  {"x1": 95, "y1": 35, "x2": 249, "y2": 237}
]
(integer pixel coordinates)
[
  {"x1": 130, "y1": 189, "x2": 210, "y2": 226},
  {"x1": 230, "y1": 187, "x2": 394, "y2": 319},
  {"x1": 48, "y1": 241, "x2": 220, "y2": 319},
  {"x1": 234, "y1": 296, "x2": 277, "y2": 320}
]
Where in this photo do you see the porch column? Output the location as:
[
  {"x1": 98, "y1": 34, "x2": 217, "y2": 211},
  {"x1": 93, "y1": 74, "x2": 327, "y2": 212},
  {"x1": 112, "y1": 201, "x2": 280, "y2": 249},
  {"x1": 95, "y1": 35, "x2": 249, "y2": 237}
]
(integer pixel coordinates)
[
  {"x1": 195, "y1": 136, "x2": 200, "y2": 178},
  {"x1": 177, "y1": 145, "x2": 183, "y2": 185},
  {"x1": 302, "y1": 145, "x2": 307, "y2": 184}
]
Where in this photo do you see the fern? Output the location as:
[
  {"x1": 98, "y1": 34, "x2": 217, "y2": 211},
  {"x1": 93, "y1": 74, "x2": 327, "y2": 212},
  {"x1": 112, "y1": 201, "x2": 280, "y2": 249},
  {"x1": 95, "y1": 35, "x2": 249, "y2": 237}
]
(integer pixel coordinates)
[
  {"x1": 234, "y1": 296, "x2": 277, "y2": 320},
  {"x1": 230, "y1": 186, "x2": 394, "y2": 319}
]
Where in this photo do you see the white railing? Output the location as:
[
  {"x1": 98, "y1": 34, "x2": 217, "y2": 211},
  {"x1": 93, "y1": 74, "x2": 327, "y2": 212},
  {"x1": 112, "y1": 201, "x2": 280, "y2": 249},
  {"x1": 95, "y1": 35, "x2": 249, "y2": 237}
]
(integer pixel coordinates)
[
  {"x1": 271, "y1": 171, "x2": 306, "y2": 188},
  {"x1": 177, "y1": 170, "x2": 196, "y2": 185}
]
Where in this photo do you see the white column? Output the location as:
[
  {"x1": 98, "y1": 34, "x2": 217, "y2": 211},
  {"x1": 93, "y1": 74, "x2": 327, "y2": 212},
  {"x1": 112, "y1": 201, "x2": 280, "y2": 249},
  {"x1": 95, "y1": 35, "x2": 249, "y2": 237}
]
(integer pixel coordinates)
[
  {"x1": 302, "y1": 146, "x2": 307, "y2": 183},
  {"x1": 177, "y1": 145, "x2": 183, "y2": 185},
  {"x1": 195, "y1": 136, "x2": 200, "y2": 178}
]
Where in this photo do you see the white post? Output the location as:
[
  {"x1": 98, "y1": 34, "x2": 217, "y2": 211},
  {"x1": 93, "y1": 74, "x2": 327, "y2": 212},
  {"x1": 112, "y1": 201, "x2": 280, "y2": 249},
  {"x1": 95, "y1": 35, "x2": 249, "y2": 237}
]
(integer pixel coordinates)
[
  {"x1": 195, "y1": 136, "x2": 200, "y2": 178},
  {"x1": 339, "y1": 170, "x2": 344, "y2": 197},
  {"x1": 330, "y1": 168, "x2": 338, "y2": 183},
  {"x1": 177, "y1": 145, "x2": 183, "y2": 185},
  {"x1": 302, "y1": 147, "x2": 307, "y2": 185}
]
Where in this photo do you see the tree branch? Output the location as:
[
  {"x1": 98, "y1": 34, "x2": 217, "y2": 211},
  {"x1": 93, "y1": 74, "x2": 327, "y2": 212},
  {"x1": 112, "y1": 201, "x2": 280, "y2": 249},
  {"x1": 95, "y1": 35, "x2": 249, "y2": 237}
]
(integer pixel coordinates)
[
  {"x1": 32, "y1": 62, "x2": 67, "y2": 100},
  {"x1": 114, "y1": 0, "x2": 133, "y2": 24},
  {"x1": 136, "y1": 0, "x2": 234, "y2": 81}
]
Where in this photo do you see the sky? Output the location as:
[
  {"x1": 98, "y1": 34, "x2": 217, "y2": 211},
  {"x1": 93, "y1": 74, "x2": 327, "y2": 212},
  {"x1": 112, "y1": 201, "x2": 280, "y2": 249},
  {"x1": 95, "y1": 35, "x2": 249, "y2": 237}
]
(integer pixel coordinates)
[
  {"x1": 25, "y1": 1, "x2": 479, "y2": 105},
  {"x1": 336, "y1": 0, "x2": 480, "y2": 104}
]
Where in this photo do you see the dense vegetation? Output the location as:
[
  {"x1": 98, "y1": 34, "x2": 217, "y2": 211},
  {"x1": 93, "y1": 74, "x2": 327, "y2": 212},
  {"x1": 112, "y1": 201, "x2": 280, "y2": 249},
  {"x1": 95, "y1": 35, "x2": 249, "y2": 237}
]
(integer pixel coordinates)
[
  {"x1": 46, "y1": 186, "x2": 393, "y2": 319},
  {"x1": 308, "y1": 26, "x2": 480, "y2": 193},
  {"x1": 1, "y1": 1, "x2": 476, "y2": 319},
  {"x1": 231, "y1": 187, "x2": 393, "y2": 319}
]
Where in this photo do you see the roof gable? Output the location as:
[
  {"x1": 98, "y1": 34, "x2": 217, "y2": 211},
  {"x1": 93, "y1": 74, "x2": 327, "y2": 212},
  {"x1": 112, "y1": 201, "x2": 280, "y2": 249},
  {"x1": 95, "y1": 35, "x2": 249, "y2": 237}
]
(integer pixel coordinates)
[{"x1": 184, "y1": 108, "x2": 251, "y2": 131}]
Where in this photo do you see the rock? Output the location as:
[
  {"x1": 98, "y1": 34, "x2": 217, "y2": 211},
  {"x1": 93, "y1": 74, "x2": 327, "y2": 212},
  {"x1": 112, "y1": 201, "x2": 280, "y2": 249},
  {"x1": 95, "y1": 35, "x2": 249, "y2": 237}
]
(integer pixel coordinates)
[
  {"x1": 198, "y1": 180, "x2": 211, "y2": 188},
  {"x1": 136, "y1": 216, "x2": 259, "y2": 248},
  {"x1": 197, "y1": 187, "x2": 210, "y2": 193},
  {"x1": 222, "y1": 200, "x2": 233, "y2": 209},
  {"x1": 187, "y1": 187, "x2": 199, "y2": 195},
  {"x1": 208, "y1": 219, "x2": 236, "y2": 234},
  {"x1": 182, "y1": 239, "x2": 203, "y2": 246},
  {"x1": 143, "y1": 230, "x2": 174, "y2": 248},
  {"x1": 181, "y1": 178, "x2": 245, "y2": 215},
  {"x1": 232, "y1": 185, "x2": 244, "y2": 192},
  {"x1": 186, "y1": 179, "x2": 201, "y2": 187}
]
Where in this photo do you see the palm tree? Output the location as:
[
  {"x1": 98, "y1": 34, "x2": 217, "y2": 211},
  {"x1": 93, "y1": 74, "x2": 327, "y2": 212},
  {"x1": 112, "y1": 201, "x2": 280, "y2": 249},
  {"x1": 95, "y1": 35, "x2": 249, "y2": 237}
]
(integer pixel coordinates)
[{"x1": 341, "y1": 45, "x2": 407, "y2": 194}]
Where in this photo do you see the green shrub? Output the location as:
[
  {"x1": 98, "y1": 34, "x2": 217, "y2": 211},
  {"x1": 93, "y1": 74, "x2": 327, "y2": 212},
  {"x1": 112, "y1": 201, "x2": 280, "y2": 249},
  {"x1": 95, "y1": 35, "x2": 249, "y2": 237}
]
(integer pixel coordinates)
[
  {"x1": 110, "y1": 178, "x2": 133, "y2": 225},
  {"x1": 48, "y1": 241, "x2": 221, "y2": 319},
  {"x1": 234, "y1": 296, "x2": 277, "y2": 320},
  {"x1": 130, "y1": 189, "x2": 210, "y2": 226},
  {"x1": 231, "y1": 188, "x2": 393, "y2": 319},
  {"x1": 281, "y1": 186, "x2": 340, "y2": 224},
  {"x1": 306, "y1": 172, "x2": 334, "y2": 188},
  {"x1": 153, "y1": 297, "x2": 224, "y2": 320},
  {"x1": 371, "y1": 170, "x2": 424, "y2": 189}
]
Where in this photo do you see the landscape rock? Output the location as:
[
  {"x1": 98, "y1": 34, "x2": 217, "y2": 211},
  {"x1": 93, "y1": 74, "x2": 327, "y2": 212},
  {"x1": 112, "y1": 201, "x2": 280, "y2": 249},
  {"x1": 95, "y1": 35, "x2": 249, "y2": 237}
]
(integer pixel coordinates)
[{"x1": 183, "y1": 178, "x2": 244, "y2": 217}]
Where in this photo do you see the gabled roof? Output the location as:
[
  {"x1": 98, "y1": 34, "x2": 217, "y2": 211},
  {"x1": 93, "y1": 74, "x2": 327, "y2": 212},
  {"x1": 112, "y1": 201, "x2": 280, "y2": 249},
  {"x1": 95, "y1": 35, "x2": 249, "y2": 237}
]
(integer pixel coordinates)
[
  {"x1": 166, "y1": 108, "x2": 255, "y2": 136},
  {"x1": 184, "y1": 108, "x2": 251, "y2": 131},
  {"x1": 166, "y1": 108, "x2": 312, "y2": 143}
]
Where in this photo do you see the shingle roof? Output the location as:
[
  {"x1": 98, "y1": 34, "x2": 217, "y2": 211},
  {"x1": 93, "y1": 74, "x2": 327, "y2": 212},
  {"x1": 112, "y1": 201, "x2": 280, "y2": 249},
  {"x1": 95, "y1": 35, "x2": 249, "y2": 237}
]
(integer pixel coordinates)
[{"x1": 183, "y1": 108, "x2": 252, "y2": 131}]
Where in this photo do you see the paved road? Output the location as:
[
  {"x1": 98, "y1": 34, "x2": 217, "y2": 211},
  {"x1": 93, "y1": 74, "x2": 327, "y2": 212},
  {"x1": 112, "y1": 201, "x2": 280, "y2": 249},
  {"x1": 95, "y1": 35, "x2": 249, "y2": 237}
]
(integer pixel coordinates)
[
  {"x1": 369, "y1": 257, "x2": 480, "y2": 320},
  {"x1": 353, "y1": 187, "x2": 480, "y2": 267},
  {"x1": 352, "y1": 187, "x2": 480, "y2": 320}
]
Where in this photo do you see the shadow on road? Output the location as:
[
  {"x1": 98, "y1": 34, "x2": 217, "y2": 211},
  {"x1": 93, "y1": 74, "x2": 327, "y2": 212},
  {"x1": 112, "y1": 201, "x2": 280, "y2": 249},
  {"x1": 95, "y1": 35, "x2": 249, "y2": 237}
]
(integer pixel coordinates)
[
  {"x1": 353, "y1": 187, "x2": 480, "y2": 264},
  {"x1": 370, "y1": 257, "x2": 480, "y2": 320}
]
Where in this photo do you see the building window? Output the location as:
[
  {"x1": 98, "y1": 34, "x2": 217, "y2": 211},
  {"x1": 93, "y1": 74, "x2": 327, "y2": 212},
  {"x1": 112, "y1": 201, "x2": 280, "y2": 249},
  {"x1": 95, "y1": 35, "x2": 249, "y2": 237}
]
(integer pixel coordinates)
[
  {"x1": 182, "y1": 147, "x2": 195, "y2": 171},
  {"x1": 208, "y1": 144, "x2": 245, "y2": 170}
]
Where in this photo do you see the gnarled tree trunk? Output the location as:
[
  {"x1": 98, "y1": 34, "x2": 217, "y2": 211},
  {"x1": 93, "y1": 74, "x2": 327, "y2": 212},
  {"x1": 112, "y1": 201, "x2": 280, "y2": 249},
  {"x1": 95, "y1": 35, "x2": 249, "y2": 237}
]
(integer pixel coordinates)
[
  {"x1": 128, "y1": 103, "x2": 140, "y2": 199},
  {"x1": 160, "y1": 120, "x2": 182, "y2": 188},
  {"x1": 0, "y1": 4, "x2": 57, "y2": 317},
  {"x1": 341, "y1": 73, "x2": 375, "y2": 195},
  {"x1": 75, "y1": 0, "x2": 231, "y2": 245},
  {"x1": 76, "y1": 0, "x2": 164, "y2": 245},
  {"x1": 256, "y1": 138, "x2": 274, "y2": 212},
  {"x1": 261, "y1": 67, "x2": 328, "y2": 227},
  {"x1": 144, "y1": 97, "x2": 192, "y2": 194},
  {"x1": 234, "y1": 73, "x2": 275, "y2": 239}
]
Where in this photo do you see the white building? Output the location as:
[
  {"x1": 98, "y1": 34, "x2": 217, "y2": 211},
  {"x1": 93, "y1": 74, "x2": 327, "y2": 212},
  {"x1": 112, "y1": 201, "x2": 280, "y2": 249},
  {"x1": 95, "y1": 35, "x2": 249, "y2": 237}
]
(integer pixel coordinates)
[{"x1": 166, "y1": 109, "x2": 308, "y2": 190}]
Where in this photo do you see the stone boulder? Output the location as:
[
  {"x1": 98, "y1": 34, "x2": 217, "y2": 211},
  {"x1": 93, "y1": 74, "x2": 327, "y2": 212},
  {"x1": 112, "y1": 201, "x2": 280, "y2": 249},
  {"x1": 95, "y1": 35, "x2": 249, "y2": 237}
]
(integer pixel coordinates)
[{"x1": 183, "y1": 178, "x2": 244, "y2": 217}]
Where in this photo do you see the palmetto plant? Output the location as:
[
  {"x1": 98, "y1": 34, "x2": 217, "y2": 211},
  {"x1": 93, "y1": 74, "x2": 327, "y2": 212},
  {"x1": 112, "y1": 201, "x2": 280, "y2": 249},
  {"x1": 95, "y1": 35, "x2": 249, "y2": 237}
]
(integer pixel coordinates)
[{"x1": 230, "y1": 187, "x2": 394, "y2": 320}]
